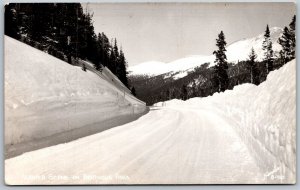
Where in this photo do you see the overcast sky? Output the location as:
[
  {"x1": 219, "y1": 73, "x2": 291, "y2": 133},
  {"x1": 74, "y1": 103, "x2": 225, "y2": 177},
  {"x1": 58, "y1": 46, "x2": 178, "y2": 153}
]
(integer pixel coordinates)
[{"x1": 85, "y1": 3, "x2": 295, "y2": 66}]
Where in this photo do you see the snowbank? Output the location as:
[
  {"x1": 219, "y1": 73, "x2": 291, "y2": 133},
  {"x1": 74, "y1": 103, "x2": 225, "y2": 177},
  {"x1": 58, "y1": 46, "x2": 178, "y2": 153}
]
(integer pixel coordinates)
[
  {"x1": 222, "y1": 60, "x2": 296, "y2": 182},
  {"x1": 156, "y1": 59, "x2": 296, "y2": 183},
  {"x1": 4, "y1": 36, "x2": 146, "y2": 147}
]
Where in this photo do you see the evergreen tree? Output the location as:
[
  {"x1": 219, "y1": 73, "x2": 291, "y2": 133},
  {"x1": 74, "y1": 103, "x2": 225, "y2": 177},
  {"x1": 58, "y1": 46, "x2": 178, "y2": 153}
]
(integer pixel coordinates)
[
  {"x1": 108, "y1": 39, "x2": 116, "y2": 73},
  {"x1": 262, "y1": 25, "x2": 274, "y2": 74},
  {"x1": 82, "y1": 63, "x2": 87, "y2": 72},
  {"x1": 95, "y1": 33, "x2": 104, "y2": 69},
  {"x1": 118, "y1": 48, "x2": 129, "y2": 87},
  {"x1": 181, "y1": 84, "x2": 188, "y2": 100},
  {"x1": 278, "y1": 15, "x2": 296, "y2": 62},
  {"x1": 131, "y1": 86, "x2": 137, "y2": 96},
  {"x1": 4, "y1": 4, "x2": 20, "y2": 39},
  {"x1": 30, "y1": 4, "x2": 53, "y2": 44},
  {"x1": 278, "y1": 27, "x2": 292, "y2": 63},
  {"x1": 50, "y1": 3, "x2": 85, "y2": 63},
  {"x1": 165, "y1": 89, "x2": 170, "y2": 100},
  {"x1": 101, "y1": 32, "x2": 111, "y2": 67},
  {"x1": 113, "y1": 39, "x2": 120, "y2": 75},
  {"x1": 213, "y1": 31, "x2": 229, "y2": 92},
  {"x1": 171, "y1": 89, "x2": 176, "y2": 99},
  {"x1": 247, "y1": 48, "x2": 259, "y2": 85},
  {"x1": 84, "y1": 13, "x2": 98, "y2": 65},
  {"x1": 289, "y1": 15, "x2": 296, "y2": 60},
  {"x1": 191, "y1": 81, "x2": 197, "y2": 97}
]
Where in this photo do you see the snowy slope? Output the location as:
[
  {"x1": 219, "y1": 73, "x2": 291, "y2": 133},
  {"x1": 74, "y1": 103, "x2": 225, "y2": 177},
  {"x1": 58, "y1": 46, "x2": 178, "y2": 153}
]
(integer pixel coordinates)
[
  {"x1": 129, "y1": 55, "x2": 214, "y2": 76},
  {"x1": 5, "y1": 60, "x2": 295, "y2": 184},
  {"x1": 227, "y1": 27, "x2": 283, "y2": 62},
  {"x1": 80, "y1": 60, "x2": 134, "y2": 95},
  {"x1": 4, "y1": 36, "x2": 146, "y2": 147},
  {"x1": 129, "y1": 27, "x2": 283, "y2": 77},
  {"x1": 126, "y1": 61, "x2": 168, "y2": 76}
]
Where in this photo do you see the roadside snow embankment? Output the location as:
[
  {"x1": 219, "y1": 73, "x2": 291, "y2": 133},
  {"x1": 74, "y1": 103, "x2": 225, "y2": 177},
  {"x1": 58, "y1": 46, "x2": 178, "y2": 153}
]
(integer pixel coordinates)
[
  {"x1": 156, "y1": 59, "x2": 296, "y2": 183},
  {"x1": 4, "y1": 36, "x2": 147, "y2": 152}
]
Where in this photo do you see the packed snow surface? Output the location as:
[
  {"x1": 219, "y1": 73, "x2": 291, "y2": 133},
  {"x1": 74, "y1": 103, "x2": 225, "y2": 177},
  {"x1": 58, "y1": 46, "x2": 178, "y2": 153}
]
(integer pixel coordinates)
[
  {"x1": 5, "y1": 58, "x2": 295, "y2": 184},
  {"x1": 4, "y1": 36, "x2": 146, "y2": 147},
  {"x1": 129, "y1": 27, "x2": 283, "y2": 77}
]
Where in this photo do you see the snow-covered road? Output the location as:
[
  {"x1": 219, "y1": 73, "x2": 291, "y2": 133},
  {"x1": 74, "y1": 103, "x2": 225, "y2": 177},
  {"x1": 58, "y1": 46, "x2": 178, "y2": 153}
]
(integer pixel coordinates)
[{"x1": 5, "y1": 106, "x2": 264, "y2": 185}]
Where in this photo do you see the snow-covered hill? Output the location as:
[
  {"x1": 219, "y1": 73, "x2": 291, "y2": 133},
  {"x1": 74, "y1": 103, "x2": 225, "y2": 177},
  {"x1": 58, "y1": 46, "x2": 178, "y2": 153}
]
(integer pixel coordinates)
[
  {"x1": 5, "y1": 59, "x2": 295, "y2": 185},
  {"x1": 129, "y1": 55, "x2": 215, "y2": 76},
  {"x1": 129, "y1": 27, "x2": 283, "y2": 77},
  {"x1": 4, "y1": 36, "x2": 147, "y2": 151},
  {"x1": 227, "y1": 27, "x2": 282, "y2": 62}
]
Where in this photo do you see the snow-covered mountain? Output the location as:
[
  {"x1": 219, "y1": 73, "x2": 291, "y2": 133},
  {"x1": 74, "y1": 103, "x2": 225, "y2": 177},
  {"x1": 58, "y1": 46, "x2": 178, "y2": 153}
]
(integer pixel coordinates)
[
  {"x1": 129, "y1": 27, "x2": 283, "y2": 77},
  {"x1": 129, "y1": 55, "x2": 215, "y2": 76},
  {"x1": 227, "y1": 27, "x2": 283, "y2": 62}
]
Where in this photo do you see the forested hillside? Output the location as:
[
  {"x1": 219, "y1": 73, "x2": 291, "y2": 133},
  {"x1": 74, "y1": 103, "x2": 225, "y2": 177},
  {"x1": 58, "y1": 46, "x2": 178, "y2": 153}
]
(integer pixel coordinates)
[{"x1": 129, "y1": 16, "x2": 296, "y2": 105}]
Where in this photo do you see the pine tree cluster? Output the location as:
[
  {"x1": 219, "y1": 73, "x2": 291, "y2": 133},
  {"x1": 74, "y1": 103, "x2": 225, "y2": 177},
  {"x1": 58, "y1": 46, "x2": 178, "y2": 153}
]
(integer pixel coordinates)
[{"x1": 278, "y1": 15, "x2": 296, "y2": 63}]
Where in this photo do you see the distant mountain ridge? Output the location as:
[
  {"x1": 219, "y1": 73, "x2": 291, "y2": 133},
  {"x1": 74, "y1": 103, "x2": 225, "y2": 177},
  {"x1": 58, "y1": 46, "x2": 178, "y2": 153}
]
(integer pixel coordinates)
[{"x1": 129, "y1": 27, "x2": 283, "y2": 77}]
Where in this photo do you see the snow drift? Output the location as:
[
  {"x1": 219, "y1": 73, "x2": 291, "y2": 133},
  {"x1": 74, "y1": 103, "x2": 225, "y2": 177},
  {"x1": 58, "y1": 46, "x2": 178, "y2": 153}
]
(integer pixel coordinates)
[
  {"x1": 4, "y1": 36, "x2": 147, "y2": 148},
  {"x1": 129, "y1": 27, "x2": 283, "y2": 77},
  {"x1": 156, "y1": 59, "x2": 296, "y2": 183}
]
